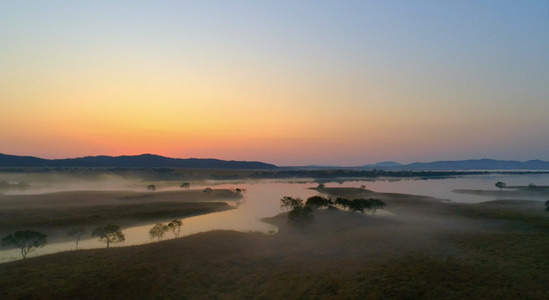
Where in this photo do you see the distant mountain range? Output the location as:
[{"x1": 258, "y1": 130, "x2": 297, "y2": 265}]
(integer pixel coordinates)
[
  {"x1": 0, "y1": 153, "x2": 278, "y2": 170},
  {"x1": 1, "y1": 153, "x2": 548, "y2": 170},
  {"x1": 381, "y1": 159, "x2": 549, "y2": 171},
  {"x1": 287, "y1": 159, "x2": 549, "y2": 171}
]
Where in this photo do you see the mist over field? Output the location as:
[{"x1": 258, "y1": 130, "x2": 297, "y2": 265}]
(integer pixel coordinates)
[{"x1": 2, "y1": 0, "x2": 549, "y2": 298}]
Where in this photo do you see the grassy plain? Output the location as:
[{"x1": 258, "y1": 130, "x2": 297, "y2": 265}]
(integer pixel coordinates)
[
  {"x1": 1, "y1": 187, "x2": 548, "y2": 299},
  {"x1": 0, "y1": 189, "x2": 240, "y2": 238}
]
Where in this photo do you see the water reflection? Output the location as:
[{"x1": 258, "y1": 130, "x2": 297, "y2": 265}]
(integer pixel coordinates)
[{"x1": 2, "y1": 174, "x2": 548, "y2": 262}]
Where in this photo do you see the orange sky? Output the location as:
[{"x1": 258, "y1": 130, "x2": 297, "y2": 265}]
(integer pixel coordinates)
[{"x1": 1, "y1": 1, "x2": 548, "y2": 166}]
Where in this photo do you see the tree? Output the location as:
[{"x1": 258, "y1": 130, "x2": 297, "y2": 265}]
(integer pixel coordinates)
[
  {"x1": 167, "y1": 219, "x2": 183, "y2": 238},
  {"x1": 305, "y1": 195, "x2": 330, "y2": 209},
  {"x1": 203, "y1": 188, "x2": 213, "y2": 193},
  {"x1": 317, "y1": 183, "x2": 325, "y2": 189},
  {"x1": 180, "y1": 182, "x2": 190, "y2": 189},
  {"x1": 149, "y1": 223, "x2": 169, "y2": 241},
  {"x1": 368, "y1": 199, "x2": 386, "y2": 215},
  {"x1": 495, "y1": 182, "x2": 506, "y2": 190},
  {"x1": 280, "y1": 196, "x2": 303, "y2": 211},
  {"x1": 2, "y1": 230, "x2": 47, "y2": 259},
  {"x1": 349, "y1": 198, "x2": 370, "y2": 214},
  {"x1": 335, "y1": 197, "x2": 351, "y2": 211},
  {"x1": 147, "y1": 184, "x2": 156, "y2": 191},
  {"x1": 67, "y1": 227, "x2": 86, "y2": 250},
  {"x1": 91, "y1": 225, "x2": 125, "y2": 248},
  {"x1": 234, "y1": 188, "x2": 246, "y2": 194},
  {"x1": 287, "y1": 205, "x2": 315, "y2": 229}
]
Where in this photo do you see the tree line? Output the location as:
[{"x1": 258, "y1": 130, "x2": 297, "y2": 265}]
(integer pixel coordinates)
[
  {"x1": 281, "y1": 195, "x2": 386, "y2": 228},
  {"x1": 1, "y1": 219, "x2": 185, "y2": 259}
]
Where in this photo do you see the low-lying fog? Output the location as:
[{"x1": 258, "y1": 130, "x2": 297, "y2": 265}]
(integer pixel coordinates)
[{"x1": 1, "y1": 170, "x2": 548, "y2": 262}]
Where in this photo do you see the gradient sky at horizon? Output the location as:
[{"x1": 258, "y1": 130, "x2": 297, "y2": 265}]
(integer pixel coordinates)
[{"x1": 1, "y1": 1, "x2": 548, "y2": 166}]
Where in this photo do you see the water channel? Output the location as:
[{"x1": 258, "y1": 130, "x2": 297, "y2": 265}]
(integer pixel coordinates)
[{"x1": 1, "y1": 173, "x2": 548, "y2": 262}]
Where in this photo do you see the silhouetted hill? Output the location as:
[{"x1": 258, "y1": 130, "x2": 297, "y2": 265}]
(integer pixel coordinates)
[
  {"x1": 285, "y1": 159, "x2": 549, "y2": 170},
  {"x1": 0, "y1": 153, "x2": 278, "y2": 169},
  {"x1": 395, "y1": 159, "x2": 549, "y2": 170}
]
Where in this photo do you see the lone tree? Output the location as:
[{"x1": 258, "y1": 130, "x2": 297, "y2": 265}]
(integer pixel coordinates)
[
  {"x1": 67, "y1": 227, "x2": 86, "y2": 250},
  {"x1": 91, "y1": 225, "x2": 125, "y2": 248},
  {"x1": 167, "y1": 219, "x2": 183, "y2": 238},
  {"x1": 149, "y1": 223, "x2": 169, "y2": 241},
  {"x1": 2, "y1": 230, "x2": 47, "y2": 259},
  {"x1": 147, "y1": 184, "x2": 156, "y2": 191},
  {"x1": 495, "y1": 182, "x2": 506, "y2": 190},
  {"x1": 180, "y1": 182, "x2": 190, "y2": 189}
]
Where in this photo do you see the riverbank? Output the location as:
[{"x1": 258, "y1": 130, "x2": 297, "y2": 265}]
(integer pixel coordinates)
[
  {"x1": 0, "y1": 189, "x2": 241, "y2": 238},
  {"x1": 1, "y1": 187, "x2": 547, "y2": 298}
]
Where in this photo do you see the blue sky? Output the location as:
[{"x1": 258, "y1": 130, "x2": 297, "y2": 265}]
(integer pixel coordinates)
[{"x1": 1, "y1": 1, "x2": 548, "y2": 165}]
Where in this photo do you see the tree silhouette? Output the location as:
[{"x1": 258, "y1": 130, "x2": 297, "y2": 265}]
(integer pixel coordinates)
[
  {"x1": 149, "y1": 223, "x2": 169, "y2": 241},
  {"x1": 305, "y1": 195, "x2": 331, "y2": 209},
  {"x1": 2, "y1": 230, "x2": 47, "y2": 259},
  {"x1": 335, "y1": 197, "x2": 352, "y2": 211},
  {"x1": 167, "y1": 219, "x2": 183, "y2": 238},
  {"x1": 91, "y1": 225, "x2": 125, "y2": 248},
  {"x1": 280, "y1": 196, "x2": 303, "y2": 211},
  {"x1": 147, "y1": 184, "x2": 156, "y2": 191},
  {"x1": 288, "y1": 205, "x2": 315, "y2": 228},
  {"x1": 495, "y1": 182, "x2": 506, "y2": 190},
  {"x1": 180, "y1": 182, "x2": 190, "y2": 189},
  {"x1": 67, "y1": 227, "x2": 86, "y2": 250},
  {"x1": 368, "y1": 199, "x2": 386, "y2": 215}
]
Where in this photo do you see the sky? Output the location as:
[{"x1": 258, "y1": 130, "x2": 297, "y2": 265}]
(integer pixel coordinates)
[{"x1": 1, "y1": 1, "x2": 548, "y2": 166}]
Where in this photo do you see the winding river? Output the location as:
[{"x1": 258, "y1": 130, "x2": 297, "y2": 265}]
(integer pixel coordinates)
[{"x1": 1, "y1": 173, "x2": 548, "y2": 262}]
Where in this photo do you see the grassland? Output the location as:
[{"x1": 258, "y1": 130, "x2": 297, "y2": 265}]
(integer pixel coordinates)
[
  {"x1": 0, "y1": 187, "x2": 548, "y2": 299},
  {"x1": 0, "y1": 189, "x2": 240, "y2": 238}
]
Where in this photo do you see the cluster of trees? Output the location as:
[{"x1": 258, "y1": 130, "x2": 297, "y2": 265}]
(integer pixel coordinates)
[
  {"x1": 2, "y1": 220, "x2": 185, "y2": 260},
  {"x1": 2, "y1": 225, "x2": 127, "y2": 259},
  {"x1": 280, "y1": 195, "x2": 386, "y2": 228},
  {"x1": 280, "y1": 197, "x2": 314, "y2": 228},
  {"x1": 334, "y1": 197, "x2": 386, "y2": 215},
  {"x1": 149, "y1": 219, "x2": 183, "y2": 241}
]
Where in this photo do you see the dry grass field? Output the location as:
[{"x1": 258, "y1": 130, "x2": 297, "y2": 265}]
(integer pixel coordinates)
[
  {"x1": 0, "y1": 189, "x2": 241, "y2": 239},
  {"x1": 1, "y1": 187, "x2": 548, "y2": 299}
]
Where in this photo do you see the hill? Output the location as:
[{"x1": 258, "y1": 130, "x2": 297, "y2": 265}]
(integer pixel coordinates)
[{"x1": 0, "y1": 153, "x2": 278, "y2": 170}]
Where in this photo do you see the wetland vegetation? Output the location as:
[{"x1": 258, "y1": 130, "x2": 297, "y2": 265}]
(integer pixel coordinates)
[{"x1": 1, "y1": 181, "x2": 547, "y2": 299}]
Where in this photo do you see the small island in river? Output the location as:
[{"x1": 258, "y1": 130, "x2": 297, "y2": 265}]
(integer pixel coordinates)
[{"x1": 1, "y1": 186, "x2": 547, "y2": 299}]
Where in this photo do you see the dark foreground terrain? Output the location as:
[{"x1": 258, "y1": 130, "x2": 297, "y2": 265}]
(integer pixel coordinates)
[{"x1": 1, "y1": 187, "x2": 548, "y2": 299}]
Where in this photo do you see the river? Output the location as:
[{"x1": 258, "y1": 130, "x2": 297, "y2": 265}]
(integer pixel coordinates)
[{"x1": 1, "y1": 173, "x2": 548, "y2": 262}]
